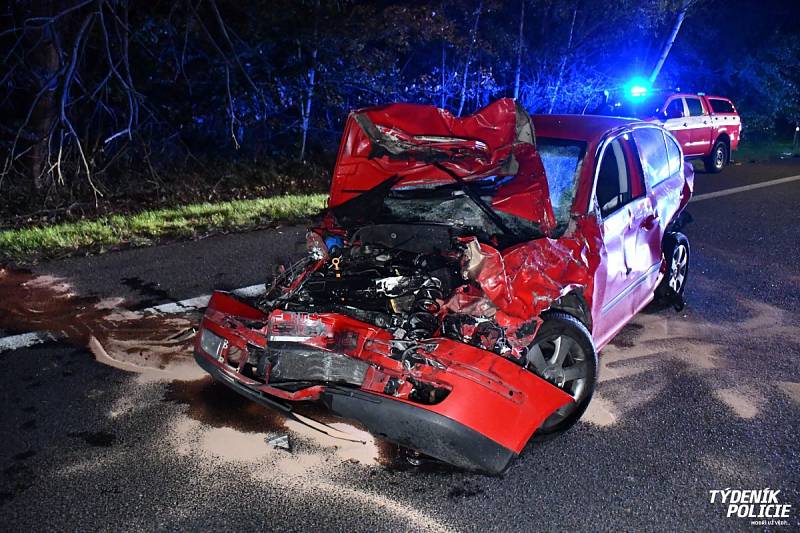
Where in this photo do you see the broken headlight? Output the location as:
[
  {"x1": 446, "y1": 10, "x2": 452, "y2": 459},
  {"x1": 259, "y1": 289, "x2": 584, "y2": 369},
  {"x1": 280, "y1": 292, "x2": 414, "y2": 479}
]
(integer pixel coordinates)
[
  {"x1": 199, "y1": 328, "x2": 226, "y2": 359},
  {"x1": 267, "y1": 311, "x2": 328, "y2": 342}
]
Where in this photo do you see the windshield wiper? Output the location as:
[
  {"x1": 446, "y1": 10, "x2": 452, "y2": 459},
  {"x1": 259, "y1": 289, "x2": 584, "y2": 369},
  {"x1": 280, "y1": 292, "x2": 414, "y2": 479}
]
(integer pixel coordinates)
[{"x1": 432, "y1": 162, "x2": 518, "y2": 240}]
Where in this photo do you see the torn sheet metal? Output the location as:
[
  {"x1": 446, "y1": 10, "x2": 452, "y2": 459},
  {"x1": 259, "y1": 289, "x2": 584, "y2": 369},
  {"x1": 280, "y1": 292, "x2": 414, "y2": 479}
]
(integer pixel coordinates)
[
  {"x1": 330, "y1": 98, "x2": 556, "y2": 232},
  {"x1": 451, "y1": 214, "x2": 603, "y2": 347}
]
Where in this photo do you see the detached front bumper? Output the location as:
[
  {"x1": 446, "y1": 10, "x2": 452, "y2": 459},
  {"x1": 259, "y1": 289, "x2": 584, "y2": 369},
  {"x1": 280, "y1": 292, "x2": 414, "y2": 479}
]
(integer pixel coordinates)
[{"x1": 194, "y1": 291, "x2": 573, "y2": 474}]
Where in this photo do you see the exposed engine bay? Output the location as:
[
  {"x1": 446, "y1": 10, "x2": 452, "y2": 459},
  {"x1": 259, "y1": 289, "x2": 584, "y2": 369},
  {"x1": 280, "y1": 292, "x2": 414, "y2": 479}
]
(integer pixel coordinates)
[{"x1": 256, "y1": 223, "x2": 524, "y2": 389}]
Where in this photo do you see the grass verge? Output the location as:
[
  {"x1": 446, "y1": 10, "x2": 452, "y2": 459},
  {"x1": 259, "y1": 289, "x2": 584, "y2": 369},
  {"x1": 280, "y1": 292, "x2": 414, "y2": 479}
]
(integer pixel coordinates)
[
  {"x1": 0, "y1": 193, "x2": 327, "y2": 264},
  {"x1": 735, "y1": 139, "x2": 799, "y2": 162}
]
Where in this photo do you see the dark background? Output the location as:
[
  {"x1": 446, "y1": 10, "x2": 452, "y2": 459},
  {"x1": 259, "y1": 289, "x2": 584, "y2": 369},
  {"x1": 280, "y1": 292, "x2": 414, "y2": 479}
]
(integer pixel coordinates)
[{"x1": 2, "y1": 0, "x2": 799, "y2": 216}]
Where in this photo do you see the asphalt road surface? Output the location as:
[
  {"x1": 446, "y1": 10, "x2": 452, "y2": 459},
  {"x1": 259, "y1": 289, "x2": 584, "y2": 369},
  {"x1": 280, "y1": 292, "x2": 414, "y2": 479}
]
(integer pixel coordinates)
[{"x1": 1, "y1": 160, "x2": 799, "y2": 531}]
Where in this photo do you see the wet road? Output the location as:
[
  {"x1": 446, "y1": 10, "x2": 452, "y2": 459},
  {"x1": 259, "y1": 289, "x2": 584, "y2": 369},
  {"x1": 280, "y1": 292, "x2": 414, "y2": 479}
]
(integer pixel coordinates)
[{"x1": 1, "y1": 161, "x2": 799, "y2": 531}]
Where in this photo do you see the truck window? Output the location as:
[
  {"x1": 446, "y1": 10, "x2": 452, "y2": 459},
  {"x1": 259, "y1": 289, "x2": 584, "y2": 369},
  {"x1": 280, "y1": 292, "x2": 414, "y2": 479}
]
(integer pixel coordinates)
[
  {"x1": 665, "y1": 99, "x2": 684, "y2": 118},
  {"x1": 685, "y1": 97, "x2": 705, "y2": 116},
  {"x1": 709, "y1": 99, "x2": 735, "y2": 113},
  {"x1": 632, "y1": 127, "x2": 671, "y2": 187}
]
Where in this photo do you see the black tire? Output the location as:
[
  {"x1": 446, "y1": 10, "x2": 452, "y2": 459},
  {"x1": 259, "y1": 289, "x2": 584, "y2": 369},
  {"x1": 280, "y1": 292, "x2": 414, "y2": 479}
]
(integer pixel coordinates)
[
  {"x1": 705, "y1": 139, "x2": 728, "y2": 173},
  {"x1": 655, "y1": 232, "x2": 690, "y2": 303},
  {"x1": 525, "y1": 312, "x2": 598, "y2": 436}
]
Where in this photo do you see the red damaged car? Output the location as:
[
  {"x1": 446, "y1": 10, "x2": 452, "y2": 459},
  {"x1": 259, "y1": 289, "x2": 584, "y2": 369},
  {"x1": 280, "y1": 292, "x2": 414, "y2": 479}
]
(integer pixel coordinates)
[{"x1": 194, "y1": 98, "x2": 693, "y2": 474}]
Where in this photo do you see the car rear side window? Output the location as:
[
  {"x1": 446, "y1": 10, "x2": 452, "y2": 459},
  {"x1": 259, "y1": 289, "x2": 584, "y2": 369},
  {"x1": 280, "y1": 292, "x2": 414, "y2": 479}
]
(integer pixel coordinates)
[
  {"x1": 665, "y1": 133, "x2": 682, "y2": 176},
  {"x1": 685, "y1": 97, "x2": 704, "y2": 116},
  {"x1": 632, "y1": 127, "x2": 671, "y2": 187},
  {"x1": 709, "y1": 98, "x2": 735, "y2": 113}
]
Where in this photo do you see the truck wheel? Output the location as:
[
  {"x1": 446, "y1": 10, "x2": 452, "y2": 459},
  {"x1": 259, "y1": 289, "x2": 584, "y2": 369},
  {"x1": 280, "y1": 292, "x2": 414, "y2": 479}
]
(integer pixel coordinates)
[
  {"x1": 655, "y1": 232, "x2": 690, "y2": 307},
  {"x1": 525, "y1": 312, "x2": 598, "y2": 437},
  {"x1": 705, "y1": 140, "x2": 728, "y2": 173}
]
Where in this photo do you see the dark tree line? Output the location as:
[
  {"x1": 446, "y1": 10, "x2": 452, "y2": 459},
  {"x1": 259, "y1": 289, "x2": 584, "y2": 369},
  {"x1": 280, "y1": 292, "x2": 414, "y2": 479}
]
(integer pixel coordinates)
[{"x1": 1, "y1": 0, "x2": 798, "y2": 214}]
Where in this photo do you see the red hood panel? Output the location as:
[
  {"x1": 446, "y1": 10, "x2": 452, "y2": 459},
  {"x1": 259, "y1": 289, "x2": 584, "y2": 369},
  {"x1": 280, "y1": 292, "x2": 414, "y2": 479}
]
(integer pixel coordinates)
[{"x1": 330, "y1": 98, "x2": 556, "y2": 230}]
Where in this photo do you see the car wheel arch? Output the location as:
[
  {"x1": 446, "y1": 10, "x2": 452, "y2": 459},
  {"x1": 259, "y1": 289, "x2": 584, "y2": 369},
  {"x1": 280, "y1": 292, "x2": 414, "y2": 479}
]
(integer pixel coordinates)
[
  {"x1": 714, "y1": 133, "x2": 731, "y2": 156},
  {"x1": 709, "y1": 131, "x2": 731, "y2": 165},
  {"x1": 545, "y1": 290, "x2": 592, "y2": 332}
]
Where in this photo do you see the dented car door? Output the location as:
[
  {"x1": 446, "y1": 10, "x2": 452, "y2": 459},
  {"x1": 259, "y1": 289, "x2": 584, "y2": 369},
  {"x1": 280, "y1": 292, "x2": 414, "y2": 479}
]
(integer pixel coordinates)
[{"x1": 592, "y1": 133, "x2": 654, "y2": 346}]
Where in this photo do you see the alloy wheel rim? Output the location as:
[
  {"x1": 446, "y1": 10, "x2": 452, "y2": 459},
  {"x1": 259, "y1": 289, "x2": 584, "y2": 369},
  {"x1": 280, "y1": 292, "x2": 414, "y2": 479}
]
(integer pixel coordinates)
[
  {"x1": 715, "y1": 146, "x2": 725, "y2": 169},
  {"x1": 527, "y1": 334, "x2": 589, "y2": 426},
  {"x1": 668, "y1": 244, "x2": 688, "y2": 292}
]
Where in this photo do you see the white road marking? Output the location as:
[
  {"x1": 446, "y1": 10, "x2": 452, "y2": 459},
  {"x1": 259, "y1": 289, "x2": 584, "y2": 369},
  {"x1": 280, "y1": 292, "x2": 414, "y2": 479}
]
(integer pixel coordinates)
[
  {"x1": 0, "y1": 331, "x2": 56, "y2": 352},
  {"x1": 0, "y1": 283, "x2": 266, "y2": 353},
  {"x1": 143, "y1": 282, "x2": 265, "y2": 313},
  {"x1": 691, "y1": 174, "x2": 800, "y2": 202}
]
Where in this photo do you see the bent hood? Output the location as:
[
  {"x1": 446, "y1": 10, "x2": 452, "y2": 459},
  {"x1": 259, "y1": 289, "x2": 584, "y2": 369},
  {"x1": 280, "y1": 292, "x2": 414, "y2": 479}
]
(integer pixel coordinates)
[{"x1": 329, "y1": 98, "x2": 556, "y2": 231}]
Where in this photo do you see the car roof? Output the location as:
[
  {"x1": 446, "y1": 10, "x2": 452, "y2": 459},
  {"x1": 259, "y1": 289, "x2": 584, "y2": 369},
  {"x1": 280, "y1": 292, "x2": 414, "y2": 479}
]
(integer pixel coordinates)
[{"x1": 532, "y1": 114, "x2": 648, "y2": 143}]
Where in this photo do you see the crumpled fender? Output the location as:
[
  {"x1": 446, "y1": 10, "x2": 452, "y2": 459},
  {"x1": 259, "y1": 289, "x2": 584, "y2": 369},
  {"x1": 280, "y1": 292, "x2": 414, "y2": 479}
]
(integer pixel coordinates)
[{"x1": 461, "y1": 215, "x2": 603, "y2": 346}]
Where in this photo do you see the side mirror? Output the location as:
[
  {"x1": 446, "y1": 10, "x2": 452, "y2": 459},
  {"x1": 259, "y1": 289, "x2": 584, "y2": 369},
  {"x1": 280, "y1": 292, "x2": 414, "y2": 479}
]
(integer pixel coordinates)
[{"x1": 666, "y1": 107, "x2": 684, "y2": 119}]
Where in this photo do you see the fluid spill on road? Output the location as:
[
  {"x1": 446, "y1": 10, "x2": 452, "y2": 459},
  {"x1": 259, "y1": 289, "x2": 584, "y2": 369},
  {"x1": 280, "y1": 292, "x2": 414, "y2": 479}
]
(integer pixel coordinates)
[
  {"x1": 164, "y1": 411, "x2": 453, "y2": 532},
  {"x1": 584, "y1": 283, "x2": 800, "y2": 426},
  {"x1": 2, "y1": 267, "x2": 402, "y2": 477},
  {"x1": 164, "y1": 377, "x2": 287, "y2": 433},
  {"x1": 0, "y1": 268, "x2": 202, "y2": 382},
  {"x1": 163, "y1": 376, "x2": 396, "y2": 467}
]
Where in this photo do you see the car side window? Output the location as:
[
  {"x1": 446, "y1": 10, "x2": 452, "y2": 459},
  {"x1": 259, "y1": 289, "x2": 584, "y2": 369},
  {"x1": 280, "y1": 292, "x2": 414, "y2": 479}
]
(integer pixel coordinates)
[
  {"x1": 665, "y1": 132, "x2": 682, "y2": 175},
  {"x1": 632, "y1": 127, "x2": 671, "y2": 187},
  {"x1": 685, "y1": 97, "x2": 704, "y2": 116},
  {"x1": 595, "y1": 138, "x2": 632, "y2": 218},
  {"x1": 665, "y1": 99, "x2": 684, "y2": 118}
]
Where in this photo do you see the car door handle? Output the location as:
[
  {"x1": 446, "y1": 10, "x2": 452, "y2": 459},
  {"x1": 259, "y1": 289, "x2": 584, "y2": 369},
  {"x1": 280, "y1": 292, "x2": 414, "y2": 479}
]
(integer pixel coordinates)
[
  {"x1": 682, "y1": 122, "x2": 688, "y2": 127},
  {"x1": 642, "y1": 214, "x2": 659, "y2": 230},
  {"x1": 703, "y1": 120, "x2": 708, "y2": 124}
]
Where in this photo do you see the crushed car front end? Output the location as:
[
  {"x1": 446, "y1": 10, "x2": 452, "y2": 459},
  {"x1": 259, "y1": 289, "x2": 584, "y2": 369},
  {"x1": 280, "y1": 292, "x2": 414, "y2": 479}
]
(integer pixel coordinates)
[{"x1": 194, "y1": 98, "x2": 595, "y2": 473}]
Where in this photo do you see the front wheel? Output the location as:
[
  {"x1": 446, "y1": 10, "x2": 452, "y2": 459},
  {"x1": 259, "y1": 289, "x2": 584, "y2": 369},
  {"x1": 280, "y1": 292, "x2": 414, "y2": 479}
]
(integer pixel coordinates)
[
  {"x1": 525, "y1": 312, "x2": 598, "y2": 436},
  {"x1": 705, "y1": 140, "x2": 728, "y2": 173}
]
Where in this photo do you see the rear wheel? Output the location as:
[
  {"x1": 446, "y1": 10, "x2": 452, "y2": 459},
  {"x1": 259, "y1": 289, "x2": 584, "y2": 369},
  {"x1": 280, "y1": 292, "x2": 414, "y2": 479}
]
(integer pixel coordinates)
[
  {"x1": 525, "y1": 312, "x2": 598, "y2": 435},
  {"x1": 705, "y1": 140, "x2": 728, "y2": 173},
  {"x1": 655, "y1": 232, "x2": 690, "y2": 306}
]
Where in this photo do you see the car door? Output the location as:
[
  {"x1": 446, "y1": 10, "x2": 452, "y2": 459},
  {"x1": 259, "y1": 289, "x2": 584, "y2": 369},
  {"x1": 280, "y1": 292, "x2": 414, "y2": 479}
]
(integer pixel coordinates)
[
  {"x1": 628, "y1": 126, "x2": 674, "y2": 302},
  {"x1": 591, "y1": 133, "x2": 656, "y2": 347},
  {"x1": 684, "y1": 96, "x2": 712, "y2": 156},
  {"x1": 662, "y1": 97, "x2": 692, "y2": 155}
]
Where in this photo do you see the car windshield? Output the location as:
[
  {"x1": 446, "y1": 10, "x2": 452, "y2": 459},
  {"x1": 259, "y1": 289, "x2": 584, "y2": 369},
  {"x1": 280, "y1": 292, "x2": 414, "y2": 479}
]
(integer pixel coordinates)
[{"x1": 334, "y1": 137, "x2": 586, "y2": 246}]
